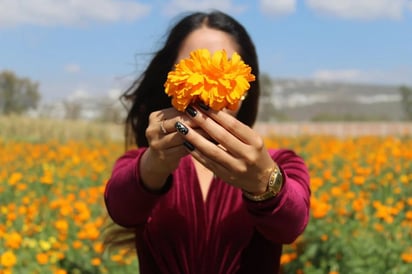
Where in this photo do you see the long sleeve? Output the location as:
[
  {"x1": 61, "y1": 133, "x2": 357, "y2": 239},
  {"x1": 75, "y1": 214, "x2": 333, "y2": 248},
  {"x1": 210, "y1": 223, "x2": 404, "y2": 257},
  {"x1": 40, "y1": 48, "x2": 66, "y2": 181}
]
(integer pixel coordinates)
[
  {"x1": 104, "y1": 147, "x2": 308, "y2": 273},
  {"x1": 243, "y1": 149, "x2": 311, "y2": 244},
  {"x1": 104, "y1": 148, "x2": 170, "y2": 227}
]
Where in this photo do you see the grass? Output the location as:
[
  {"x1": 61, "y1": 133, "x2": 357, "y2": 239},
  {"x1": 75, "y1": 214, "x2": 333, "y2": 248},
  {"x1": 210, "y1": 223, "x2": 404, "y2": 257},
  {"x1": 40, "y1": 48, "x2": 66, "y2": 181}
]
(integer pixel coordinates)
[{"x1": 0, "y1": 115, "x2": 124, "y2": 142}]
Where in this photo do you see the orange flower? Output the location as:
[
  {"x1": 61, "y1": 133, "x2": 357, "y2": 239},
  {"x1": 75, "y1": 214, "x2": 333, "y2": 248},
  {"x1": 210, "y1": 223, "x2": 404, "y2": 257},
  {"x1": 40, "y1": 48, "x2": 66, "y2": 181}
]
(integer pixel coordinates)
[
  {"x1": 72, "y1": 240, "x2": 83, "y2": 249},
  {"x1": 91, "y1": 257, "x2": 101, "y2": 266},
  {"x1": 280, "y1": 252, "x2": 297, "y2": 264},
  {"x1": 4, "y1": 232, "x2": 22, "y2": 249},
  {"x1": 36, "y1": 252, "x2": 49, "y2": 265},
  {"x1": 0, "y1": 251, "x2": 17, "y2": 268},
  {"x1": 164, "y1": 48, "x2": 255, "y2": 111},
  {"x1": 402, "y1": 252, "x2": 412, "y2": 263}
]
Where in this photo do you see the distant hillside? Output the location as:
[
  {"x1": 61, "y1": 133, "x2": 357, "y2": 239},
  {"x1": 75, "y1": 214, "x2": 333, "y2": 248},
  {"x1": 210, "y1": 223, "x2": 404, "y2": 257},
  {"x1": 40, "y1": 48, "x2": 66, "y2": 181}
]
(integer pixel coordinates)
[
  {"x1": 31, "y1": 78, "x2": 406, "y2": 122},
  {"x1": 260, "y1": 78, "x2": 404, "y2": 121}
]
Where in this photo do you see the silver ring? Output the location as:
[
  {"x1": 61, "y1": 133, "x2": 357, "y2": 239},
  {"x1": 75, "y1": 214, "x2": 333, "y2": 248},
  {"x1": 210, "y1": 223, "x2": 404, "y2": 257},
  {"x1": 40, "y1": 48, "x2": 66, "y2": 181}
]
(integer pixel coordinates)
[{"x1": 160, "y1": 120, "x2": 168, "y2": 134}]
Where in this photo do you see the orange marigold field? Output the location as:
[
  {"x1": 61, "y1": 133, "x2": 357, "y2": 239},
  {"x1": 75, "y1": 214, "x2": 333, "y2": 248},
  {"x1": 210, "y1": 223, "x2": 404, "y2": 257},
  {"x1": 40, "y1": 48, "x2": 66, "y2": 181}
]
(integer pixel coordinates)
[{"x1": 1, "y1": 134, "x2": 411, "y2": 273}]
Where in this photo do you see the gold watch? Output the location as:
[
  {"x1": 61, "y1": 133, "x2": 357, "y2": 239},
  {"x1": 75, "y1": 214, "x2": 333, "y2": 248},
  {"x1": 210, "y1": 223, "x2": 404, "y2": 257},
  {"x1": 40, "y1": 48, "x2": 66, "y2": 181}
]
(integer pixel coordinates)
[{"x1": 243, "y1": 164, "x2": 283, "y2": 202}]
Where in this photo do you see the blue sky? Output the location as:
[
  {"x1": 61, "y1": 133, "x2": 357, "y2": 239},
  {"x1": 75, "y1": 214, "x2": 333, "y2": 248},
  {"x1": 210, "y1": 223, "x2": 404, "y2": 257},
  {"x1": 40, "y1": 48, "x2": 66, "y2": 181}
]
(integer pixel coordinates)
[{"x1": 1, "y1": 0, "x2": 412, "y2": 102}]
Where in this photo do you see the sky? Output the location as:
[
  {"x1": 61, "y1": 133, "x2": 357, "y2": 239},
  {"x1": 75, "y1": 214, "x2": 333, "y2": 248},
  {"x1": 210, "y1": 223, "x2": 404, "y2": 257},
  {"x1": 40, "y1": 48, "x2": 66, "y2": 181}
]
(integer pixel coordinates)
[{"x1": 1, "y1": 0, "x2": 412, "y2": 102}]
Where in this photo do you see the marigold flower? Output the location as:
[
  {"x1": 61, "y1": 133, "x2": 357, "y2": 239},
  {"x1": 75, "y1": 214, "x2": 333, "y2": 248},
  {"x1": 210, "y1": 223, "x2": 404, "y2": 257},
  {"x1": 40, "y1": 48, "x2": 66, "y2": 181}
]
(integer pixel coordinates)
[
  {"x1": 36, "y1": 252, "x2": 49, "y2": 265},
  {"x1": 91, "y1": 257, "x2": 102, "y2": 266},
  {"x1": 164, "y1": 48, "x2": 255, "y2": 111},
  {"x1": 402, "y1": 252, "x2": 412, "y2": 263},
  {"x1": 4, "y1": 232, "x2": 22, "y2": 249},
  {"x1": 0, "y1": 251, "x2": 17, "y2": 268}
]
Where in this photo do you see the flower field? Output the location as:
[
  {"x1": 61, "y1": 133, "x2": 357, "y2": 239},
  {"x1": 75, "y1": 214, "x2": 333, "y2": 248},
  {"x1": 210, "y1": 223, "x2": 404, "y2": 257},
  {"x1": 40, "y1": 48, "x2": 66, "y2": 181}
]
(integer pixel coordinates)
[{"x1": 1, "y1": 118, "x2": 412, "y2": 273}]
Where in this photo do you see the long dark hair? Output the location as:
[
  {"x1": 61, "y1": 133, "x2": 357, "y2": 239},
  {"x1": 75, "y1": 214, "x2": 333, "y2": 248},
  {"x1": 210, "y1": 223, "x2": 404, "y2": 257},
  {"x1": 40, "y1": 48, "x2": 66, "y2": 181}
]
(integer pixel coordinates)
[{"x1": 123, "y1": 10, "x2": 260, "y2": 147}]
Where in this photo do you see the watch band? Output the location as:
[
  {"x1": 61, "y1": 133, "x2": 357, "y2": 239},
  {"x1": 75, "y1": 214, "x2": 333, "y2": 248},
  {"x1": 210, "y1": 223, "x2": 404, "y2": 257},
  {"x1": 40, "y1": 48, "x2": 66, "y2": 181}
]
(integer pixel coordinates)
[{"x1": 242, "y1": 164, "x2": 283, "y2": 202}]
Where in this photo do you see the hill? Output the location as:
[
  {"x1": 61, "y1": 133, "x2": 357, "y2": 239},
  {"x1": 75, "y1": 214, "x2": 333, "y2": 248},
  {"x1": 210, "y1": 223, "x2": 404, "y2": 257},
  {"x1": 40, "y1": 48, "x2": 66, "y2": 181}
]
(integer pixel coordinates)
[
  {"x1": 29, "y1": 78, "x2": 406, "y2": 122},
  {"x1": 264, "y1": 79, "x2": 403, "y2": 121}
]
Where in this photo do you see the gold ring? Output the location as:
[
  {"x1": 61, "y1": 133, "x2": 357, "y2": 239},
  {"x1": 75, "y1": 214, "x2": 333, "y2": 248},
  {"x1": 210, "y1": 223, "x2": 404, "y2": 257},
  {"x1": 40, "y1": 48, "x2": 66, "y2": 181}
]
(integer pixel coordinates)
[{"x1": 160, "y1": 120, "x2": 168, "y2": 134}]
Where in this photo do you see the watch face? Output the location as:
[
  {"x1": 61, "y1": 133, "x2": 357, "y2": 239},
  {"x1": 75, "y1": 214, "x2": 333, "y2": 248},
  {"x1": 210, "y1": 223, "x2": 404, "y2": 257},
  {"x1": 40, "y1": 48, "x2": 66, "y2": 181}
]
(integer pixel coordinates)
[{"x1": 243, "y1": 166, "x2": 283, "y2": 201}]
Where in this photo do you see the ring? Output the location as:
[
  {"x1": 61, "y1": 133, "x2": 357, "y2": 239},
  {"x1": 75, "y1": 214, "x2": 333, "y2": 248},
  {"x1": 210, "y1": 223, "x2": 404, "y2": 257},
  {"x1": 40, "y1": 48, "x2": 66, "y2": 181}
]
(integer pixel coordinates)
[{"x1": 160, "y1": 120, "x2": 168, "y2": 134}]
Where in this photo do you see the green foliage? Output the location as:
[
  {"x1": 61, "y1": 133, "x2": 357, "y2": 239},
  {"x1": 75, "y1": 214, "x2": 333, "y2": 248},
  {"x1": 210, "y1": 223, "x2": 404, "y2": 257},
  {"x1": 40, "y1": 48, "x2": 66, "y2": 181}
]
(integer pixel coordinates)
[
  {"x1": 0, "y1": 70, "x2": 41, "y2": 114},
  {"x1": 280, "y1": 135, "x2": 412, "y2": 274},
  {"x1": 400, "y1": 86, "x2": 412, "y2": 120}
]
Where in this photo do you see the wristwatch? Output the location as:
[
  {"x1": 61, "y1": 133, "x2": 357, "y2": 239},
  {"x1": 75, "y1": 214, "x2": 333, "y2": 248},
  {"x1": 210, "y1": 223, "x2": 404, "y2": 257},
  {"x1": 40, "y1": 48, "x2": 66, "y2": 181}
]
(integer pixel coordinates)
[{"x1": 242, "y1": 165, "x2": 283, "y2": 202}]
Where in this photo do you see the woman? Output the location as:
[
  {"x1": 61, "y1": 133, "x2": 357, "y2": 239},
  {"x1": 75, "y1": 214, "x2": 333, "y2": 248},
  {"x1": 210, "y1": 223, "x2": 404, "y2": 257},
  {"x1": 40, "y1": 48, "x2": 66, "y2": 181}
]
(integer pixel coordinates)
[{"x1": 104, "y1": 10, "x2": 310, "y2": 274}]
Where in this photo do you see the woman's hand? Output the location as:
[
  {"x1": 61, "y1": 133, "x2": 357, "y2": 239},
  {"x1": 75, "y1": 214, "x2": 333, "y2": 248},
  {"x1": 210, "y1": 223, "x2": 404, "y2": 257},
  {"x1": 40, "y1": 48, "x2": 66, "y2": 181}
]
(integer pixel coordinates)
[
  {"x1": 174, "y1": 104, "x2": 275, "y2": 194},
  {"x1": 140, "y1": 107, "x2": 197, "y2": 191}
]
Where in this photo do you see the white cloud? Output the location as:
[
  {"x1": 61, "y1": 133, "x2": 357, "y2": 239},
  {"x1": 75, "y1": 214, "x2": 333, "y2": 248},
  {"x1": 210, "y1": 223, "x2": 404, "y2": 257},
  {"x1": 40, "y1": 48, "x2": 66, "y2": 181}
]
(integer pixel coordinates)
[
  {"x1": 306, "y1": 0, "x2": 408, "y2": 20},
  {"x1": 260, "y1": 0, "x2": 296, "y2": 16},
  {"x1": 0, "y1": 0, "x2": 151, "y2": 28},
  {"x1": 64, "y1": 64, "x2": 81, "y2": 74},
  {"x1": 161, "y1": 0, "x2": 246, "y2": 16}
]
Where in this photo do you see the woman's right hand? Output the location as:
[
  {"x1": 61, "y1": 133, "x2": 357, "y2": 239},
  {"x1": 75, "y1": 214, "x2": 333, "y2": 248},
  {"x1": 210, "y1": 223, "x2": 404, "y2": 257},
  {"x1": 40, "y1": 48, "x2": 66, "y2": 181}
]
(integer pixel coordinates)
[{"x1": 139, "y1": 107, "x2": 196, "y2": 191}]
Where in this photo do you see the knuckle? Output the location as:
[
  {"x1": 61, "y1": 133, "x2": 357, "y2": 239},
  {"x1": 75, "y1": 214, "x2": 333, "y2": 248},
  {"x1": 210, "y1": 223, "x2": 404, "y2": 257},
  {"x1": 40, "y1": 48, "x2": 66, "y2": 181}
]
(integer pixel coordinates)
[
  {"x1": 244, "y1": 152, "x2": 258, "y2": 165},
  {"x1": 148, "y1": 111, "x2": 159, "y2": 121},
  {"x1": 254, "y1": 136, "x2": 265, "y2": 150},
  {"x1": 145, "y1": 126, "x2": 156, "y2": 139},
  {"x1": 150, "y1": 139, "x2": 162, "y2": 150},
  {"x1": 233, "y1": 163, "x2": 248, "y2": 174}
]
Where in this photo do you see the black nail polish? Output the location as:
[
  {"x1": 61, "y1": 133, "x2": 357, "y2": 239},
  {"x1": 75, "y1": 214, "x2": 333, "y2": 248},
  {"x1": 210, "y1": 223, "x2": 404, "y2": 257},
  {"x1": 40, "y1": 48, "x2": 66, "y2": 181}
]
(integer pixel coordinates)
[
  {"x1": 186, "y1": 106, "x2": 197, "y2": 117},
  {"x1": 183, "y1": 141, "x2": 195, "y2": 151},
  {"x1": 198, "y1": 102, "x2": 210, "y2": 111},
  {"x1": 175, "y1": 121, "x2": 189, "y2": 135}
]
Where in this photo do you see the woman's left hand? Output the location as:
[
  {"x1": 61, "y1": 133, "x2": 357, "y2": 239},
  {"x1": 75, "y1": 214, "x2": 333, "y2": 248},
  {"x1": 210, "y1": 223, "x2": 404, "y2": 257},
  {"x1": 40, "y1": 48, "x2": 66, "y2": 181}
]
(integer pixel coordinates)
[{"x1": 174, "y1": 104, "x2": 275, "y2": 194}]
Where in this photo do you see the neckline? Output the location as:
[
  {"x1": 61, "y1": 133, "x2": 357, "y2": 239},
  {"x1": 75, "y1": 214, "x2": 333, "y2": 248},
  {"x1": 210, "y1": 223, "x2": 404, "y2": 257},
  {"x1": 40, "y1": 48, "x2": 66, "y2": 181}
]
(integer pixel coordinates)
[{"x1": 190, "y1": 157, "x2": 215, "y2": 203}]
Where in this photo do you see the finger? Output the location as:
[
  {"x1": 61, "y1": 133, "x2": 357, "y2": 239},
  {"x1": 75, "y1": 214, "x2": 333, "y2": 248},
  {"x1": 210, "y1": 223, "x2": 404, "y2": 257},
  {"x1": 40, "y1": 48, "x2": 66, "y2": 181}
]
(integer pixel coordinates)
[
  {"x1": 184, "y1": 106, "x2": 252, "y2": 157},
  {"x1": 175, "y1": 121, "x2": 241, "y2": 172},
  {"x1": 150, "y1": 127, "x2": 210, "y2": 150},
  {"x1": 185, "y1": 141, "x2": 248, "y2": 189},
  {"x1": 161, "y1": 143, "x2": 190, "y2": 160},
  {"x1": 148, "y1": 131, "x2": 185, "y2": 149},
  {"x1": 151, "y1": 110, "x2": 198, "y2": 135},
  {"x1": 160, "y1": 120, "x2": 168, "y2": 134},
  {"x1": 195, "y1": 103, "x2": 262, "y2": 147}
]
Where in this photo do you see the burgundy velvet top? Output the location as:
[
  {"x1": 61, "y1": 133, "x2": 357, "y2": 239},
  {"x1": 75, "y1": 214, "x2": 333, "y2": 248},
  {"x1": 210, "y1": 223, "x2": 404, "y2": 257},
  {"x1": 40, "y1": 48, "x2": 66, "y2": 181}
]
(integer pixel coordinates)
[{"x1": 104, "y1": 148, "x2": 310, "y2": 274}]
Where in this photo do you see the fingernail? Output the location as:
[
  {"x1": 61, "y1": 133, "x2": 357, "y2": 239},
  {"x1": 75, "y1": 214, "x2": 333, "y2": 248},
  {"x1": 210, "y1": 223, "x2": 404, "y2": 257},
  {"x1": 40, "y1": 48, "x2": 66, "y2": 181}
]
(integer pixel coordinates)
[
  {"x1": 175, "y1": 121, "x2": 189, "y2": 135},
  {"x1": 186, "y1": 106, "x2": 197, "y2": 117},
  {"x1": 183, "y1": 141, "x2": 195, "y2": 151},
  {"x1": 198, "y1": 102, "x2": 209, "y2": 111}
]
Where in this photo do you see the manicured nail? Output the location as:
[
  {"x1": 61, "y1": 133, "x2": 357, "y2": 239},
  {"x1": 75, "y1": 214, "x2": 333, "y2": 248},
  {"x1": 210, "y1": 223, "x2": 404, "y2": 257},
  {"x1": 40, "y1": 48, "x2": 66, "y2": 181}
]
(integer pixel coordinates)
[
  {"x1": 175, "y1": 121, "x2": 189, "y2": 135},
  {"x1": 183, "y1": 141, "x2": 195, "y2": 151},
  {"x1": 198, "y1": 102, "x2": 209, "y2": 111},
  {"x1": 186, "y1": 106, "x2": 197, "y2": 117}
]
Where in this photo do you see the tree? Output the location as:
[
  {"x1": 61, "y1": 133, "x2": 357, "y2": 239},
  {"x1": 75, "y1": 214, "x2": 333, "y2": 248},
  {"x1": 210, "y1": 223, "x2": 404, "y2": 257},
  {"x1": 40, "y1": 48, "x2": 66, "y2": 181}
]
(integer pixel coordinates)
[
  {"x1": 94, "y1": 98, "x2": 125, "y2": 123},
  {"x1": 400, "y1": 86, "x2": 412, "y2": 121},
  {"x1": 0, "y1": 70, "x2": 41, "y2": 114},
  {"x1": 63, "y1": 100, "x2": 83, "y2": 120}
]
